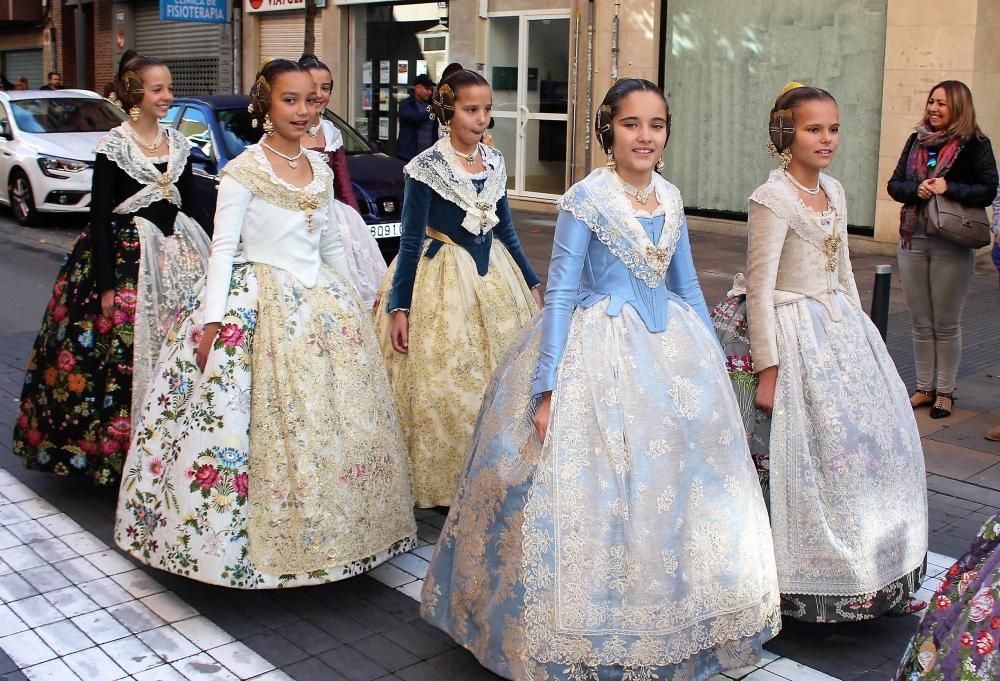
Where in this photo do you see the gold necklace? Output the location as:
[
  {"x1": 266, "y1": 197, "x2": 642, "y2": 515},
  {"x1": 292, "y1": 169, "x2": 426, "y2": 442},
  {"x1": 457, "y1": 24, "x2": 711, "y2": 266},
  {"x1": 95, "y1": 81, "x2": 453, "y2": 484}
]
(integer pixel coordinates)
[
  {"x1": 615, "y1": 173, "x2": 655, "y2": 205},
  {"x1": 450, "y1": 142, "x2": 480, "y2": 167},
  {"x1": 126, "y1": 123, "x2": 163, "y2": 152},
  {"x1": 261, "y1": 142, "x2": 304, "y2": 169}
]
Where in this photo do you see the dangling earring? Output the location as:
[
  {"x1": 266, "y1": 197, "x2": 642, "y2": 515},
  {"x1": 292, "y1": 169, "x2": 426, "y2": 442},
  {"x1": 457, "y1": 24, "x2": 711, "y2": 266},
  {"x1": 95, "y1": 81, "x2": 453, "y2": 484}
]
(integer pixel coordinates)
[
  {"x1": 441, "y1": 122, "x2": 451, "y2": 136},
  {"x1": 656, "y1": 157, "x2": 665, "y2": 172},
  {"x1": 779, "y1": 149, "x2": 792, "y2": 170},
  {"x1": 129, "y1": 106, "x2": 141, "y2": 123},
  {"x1": 606, "y1": 150, "x2": 616, "y2": 170},
  {"x1": 307, "y1": 123, "x2": 319, "y2": 137},
  {"x1": 262, "y1": 114, "x2": 274, "y2": 136}
]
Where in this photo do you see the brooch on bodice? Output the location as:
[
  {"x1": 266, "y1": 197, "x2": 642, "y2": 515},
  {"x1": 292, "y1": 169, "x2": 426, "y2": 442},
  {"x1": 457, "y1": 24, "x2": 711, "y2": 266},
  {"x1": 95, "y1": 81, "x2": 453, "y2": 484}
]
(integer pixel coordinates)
[
  {"x1": 822, "y1": 234, "x2": 841, "y2": 272},
  {"x1": 155, "y1": 174, "x2": 175, "y2": 194},
  {"x1": 645, "y1": 243, "x2": 670, "y2": 276},
  {"x1": 298, "y1": 193, "x2": 322, "y2": 232}
]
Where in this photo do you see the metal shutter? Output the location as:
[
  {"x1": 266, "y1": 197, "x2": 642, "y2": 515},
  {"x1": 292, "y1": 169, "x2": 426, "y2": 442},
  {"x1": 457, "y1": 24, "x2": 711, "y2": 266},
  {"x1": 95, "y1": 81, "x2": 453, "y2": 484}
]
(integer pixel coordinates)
[
  {"x1": 3, "y1": 49, "x2": 43, "y2": 90},
  {"x1": 135, "y1": 1, "x2": 234, "y2": 96},
  {"x1": 258, "y1": 12, "x2": 323, "y2": 62}
]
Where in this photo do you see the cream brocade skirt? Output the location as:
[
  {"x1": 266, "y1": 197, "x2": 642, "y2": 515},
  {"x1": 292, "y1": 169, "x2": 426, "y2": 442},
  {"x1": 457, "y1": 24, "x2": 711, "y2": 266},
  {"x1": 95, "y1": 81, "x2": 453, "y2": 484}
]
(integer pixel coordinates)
[
  {"x1": 115, "y1": 262, "x2": 416, "y2": 588},
  {"x1": 375, "y1": 240, "x2": 537, "y2": 508}
]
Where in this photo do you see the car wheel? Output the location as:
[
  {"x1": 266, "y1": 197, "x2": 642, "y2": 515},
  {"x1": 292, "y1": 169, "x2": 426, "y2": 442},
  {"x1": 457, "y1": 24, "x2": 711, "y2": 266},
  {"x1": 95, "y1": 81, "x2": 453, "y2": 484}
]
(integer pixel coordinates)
[{"x1": 8, "y1": 169, "x2": 39, "y2": 226}]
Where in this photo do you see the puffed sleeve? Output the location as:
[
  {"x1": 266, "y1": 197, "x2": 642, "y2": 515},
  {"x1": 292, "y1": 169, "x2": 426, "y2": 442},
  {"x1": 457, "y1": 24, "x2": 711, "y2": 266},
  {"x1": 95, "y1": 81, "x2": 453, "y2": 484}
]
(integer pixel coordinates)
[
  {"x1": 745, "y1": 199, "x2": 788, "y2": 373},
  {"x1": 319, "y1": 206, "x2": 356, "y2": 288},
  {"x1": 531, "y1": 209, "x2": 590, "y2": 396},
  {"x1": 201, "y1": 176, "x2": 252, "y2": 324},
  {"x1": 175, "y1": 157, "x2": 212, "y2": 237},
  {"x1": 387, "y1": 176, "x2": 431, "y2": 313},
  {"x1": 887, "y1": 134, "x2": 920, "y2": 205},
  {"x1": 492, "y1": 194, "x2": 541, "y2": 289},
  {"x1": 944, "y1": 137, "x2": 999, "y2": 208},
  {"x1": 665, "y1": 214, "x2": 713, "y2": 335},
  {"x1": 89, "y1": 153, "x2": 117, "y2": 293}
]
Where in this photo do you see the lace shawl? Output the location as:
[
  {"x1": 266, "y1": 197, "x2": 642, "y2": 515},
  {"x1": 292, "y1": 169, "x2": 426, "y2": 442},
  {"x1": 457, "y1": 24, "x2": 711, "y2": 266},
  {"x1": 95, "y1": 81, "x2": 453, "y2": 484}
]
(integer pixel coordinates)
[
  {"x1": 222, "y1": 145, "x2": 333, "y2": 235},
  {"x1": 559, "y1": 167, "x2": 685, "y2": 288},
  {"x1": 749, "y1": 169, "x2": 847, "y2": 259},
  {"x1": 404, "y1": 137, "x2": 508, "y2": 237},
  {"x1": 96, "y1": 125, "x2": 191, "y2": 215}
]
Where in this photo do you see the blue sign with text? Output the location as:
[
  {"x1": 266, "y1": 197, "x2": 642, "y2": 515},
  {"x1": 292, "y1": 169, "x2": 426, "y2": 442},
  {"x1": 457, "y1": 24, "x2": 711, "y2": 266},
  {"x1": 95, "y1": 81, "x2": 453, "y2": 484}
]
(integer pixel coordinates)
[{"x1": 160, "y1": 0, "x2": 228, "y2": 23}]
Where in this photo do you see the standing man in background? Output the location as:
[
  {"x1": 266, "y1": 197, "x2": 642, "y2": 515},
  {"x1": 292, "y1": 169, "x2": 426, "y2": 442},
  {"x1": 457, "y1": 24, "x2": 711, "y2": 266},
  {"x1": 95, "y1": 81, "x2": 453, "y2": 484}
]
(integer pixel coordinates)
[
  {"x1": 39, "y1": 72, "x2": 63, "y2": 90},
  {"x1": 396, "y1": 73, "x2": 437, "y2": 162}
]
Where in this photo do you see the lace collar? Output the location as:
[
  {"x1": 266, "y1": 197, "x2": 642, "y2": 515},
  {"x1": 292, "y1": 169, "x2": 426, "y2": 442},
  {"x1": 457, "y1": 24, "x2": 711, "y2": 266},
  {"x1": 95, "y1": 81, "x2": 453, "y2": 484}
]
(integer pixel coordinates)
[
  {"x1": 223, "y1": 145, "x2": 333, "y2": 233},
  {"x1": 749, "y1": 170, "x2": 846, "y2": 253},
  {"x1": 559, "y1": 167, "x2": 684, "y2": 288},
  {"x1": 404, "y1": 137, "x2": 508, "y2": 237},
  {"x1": 96, "y1": 125, "x2": 191, "y2": 215}
]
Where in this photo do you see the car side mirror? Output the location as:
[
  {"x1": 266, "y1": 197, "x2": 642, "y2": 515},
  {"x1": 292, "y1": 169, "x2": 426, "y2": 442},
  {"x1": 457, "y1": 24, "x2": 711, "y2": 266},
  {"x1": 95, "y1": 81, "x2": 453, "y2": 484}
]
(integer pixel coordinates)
[
  {"x1": 189, "y1": 146, "x2": 216, "y2": 174},
  {"x1": 0, "y1": 121, "x2": 11, "y2": 140}
]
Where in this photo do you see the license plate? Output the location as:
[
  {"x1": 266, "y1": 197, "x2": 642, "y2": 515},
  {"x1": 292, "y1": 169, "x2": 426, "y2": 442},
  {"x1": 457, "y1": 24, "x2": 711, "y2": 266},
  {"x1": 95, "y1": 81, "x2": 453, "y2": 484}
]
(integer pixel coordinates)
[{"x1": 370, "y1": 222, "x2": 402, "y2": 240}]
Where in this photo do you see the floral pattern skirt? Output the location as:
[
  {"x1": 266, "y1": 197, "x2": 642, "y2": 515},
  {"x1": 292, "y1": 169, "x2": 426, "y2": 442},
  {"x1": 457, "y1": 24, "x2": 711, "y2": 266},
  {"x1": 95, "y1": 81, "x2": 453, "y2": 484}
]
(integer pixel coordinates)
[
  {"x1": 711, "y1": 290, "x2": 927, "y2": 623},
  {"x1": 13, "y1": 215, "x2": 207, "y2": 486},
  {"x1": 114, "y1": 263, "x2": 416, "y2": 589},
  {"x1": 375, "y1": 241, "x2": 537, "y2": 508},
  {"x1": 421, "y1": 300, "x2": 781, "y2": 681},
  {"x1": 894, "y1": 514, "x2": 1000, "y2": 680}
]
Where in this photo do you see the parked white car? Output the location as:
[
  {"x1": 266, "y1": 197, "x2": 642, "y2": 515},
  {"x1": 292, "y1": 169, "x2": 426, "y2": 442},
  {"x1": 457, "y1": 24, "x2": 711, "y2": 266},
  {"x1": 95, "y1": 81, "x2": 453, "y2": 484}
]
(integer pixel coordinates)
[{"x1": 0, "y1": 89, "x2": 127, "y2": 225}]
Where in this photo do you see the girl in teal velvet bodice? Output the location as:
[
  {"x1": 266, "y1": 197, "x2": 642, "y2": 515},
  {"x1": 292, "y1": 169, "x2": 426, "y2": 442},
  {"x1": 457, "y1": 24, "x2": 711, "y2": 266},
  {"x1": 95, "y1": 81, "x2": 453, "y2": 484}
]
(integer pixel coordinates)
[{"x1": 373, "y1": 66, "x2": 542, "y2": 509}]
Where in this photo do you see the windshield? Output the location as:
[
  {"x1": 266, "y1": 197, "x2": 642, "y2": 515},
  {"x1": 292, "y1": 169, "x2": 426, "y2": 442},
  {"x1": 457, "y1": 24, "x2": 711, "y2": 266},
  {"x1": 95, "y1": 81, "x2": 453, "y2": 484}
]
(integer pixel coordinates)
[
  {"x1": 9, "y1": 98, "x2": 126, "y2": 133},
  {"x1": 216, "y1": 107, "x2": 374, "y2": 158},
  {"x1": 322, "y1": 111, "x2": 373, "y2": 155}
]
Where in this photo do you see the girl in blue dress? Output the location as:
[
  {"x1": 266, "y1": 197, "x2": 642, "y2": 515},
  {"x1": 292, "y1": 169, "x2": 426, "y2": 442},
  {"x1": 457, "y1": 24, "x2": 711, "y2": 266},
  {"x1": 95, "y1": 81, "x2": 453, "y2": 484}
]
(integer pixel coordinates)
[{"x1": 420, "y1": 78, "x2": 781, "y2": 681}]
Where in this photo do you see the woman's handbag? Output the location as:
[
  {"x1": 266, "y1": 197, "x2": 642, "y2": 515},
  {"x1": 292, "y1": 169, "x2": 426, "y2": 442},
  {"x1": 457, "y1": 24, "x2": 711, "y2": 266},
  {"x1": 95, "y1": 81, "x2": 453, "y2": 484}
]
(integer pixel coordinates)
[{"x1": 926, "y1": 194, "x2": 991, "y2": 248}]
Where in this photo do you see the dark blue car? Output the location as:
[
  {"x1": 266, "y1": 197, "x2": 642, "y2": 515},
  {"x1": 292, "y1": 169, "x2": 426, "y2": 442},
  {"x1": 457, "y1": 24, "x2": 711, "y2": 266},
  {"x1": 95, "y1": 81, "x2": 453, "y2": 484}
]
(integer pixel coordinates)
[{"x1": 162, "y1": 95, "x2": 403, "y2": 263}]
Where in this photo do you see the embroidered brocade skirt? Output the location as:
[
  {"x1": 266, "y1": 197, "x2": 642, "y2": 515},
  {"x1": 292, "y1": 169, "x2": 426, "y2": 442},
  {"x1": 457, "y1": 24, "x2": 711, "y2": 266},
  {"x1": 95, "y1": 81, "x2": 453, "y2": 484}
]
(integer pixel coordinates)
[
  {"x1": 114, "y1": 262, "x2": 417, "y2": 588},
  {"x1": 894, "y1": 514, "x2": 1000, "y2": 681},
  {"x1": 712, "y1": 292, "x2": 928, "y2": 623},
  {"x1": 375, "y1": 240, "x2": 537, "y2": 508},
  {"x1": 13, "y1": 214, "x2": 208, "y2": 487},
  {"x1": 421, "y1": 298, "x2": 782, "y2": 681}
]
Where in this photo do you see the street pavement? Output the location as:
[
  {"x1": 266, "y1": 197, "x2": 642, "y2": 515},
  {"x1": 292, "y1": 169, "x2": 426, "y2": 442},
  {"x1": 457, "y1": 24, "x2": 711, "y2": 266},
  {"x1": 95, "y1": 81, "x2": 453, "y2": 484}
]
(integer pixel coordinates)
[{"x1": 0, "y1": 207, "x2": 998, "y2": 681}]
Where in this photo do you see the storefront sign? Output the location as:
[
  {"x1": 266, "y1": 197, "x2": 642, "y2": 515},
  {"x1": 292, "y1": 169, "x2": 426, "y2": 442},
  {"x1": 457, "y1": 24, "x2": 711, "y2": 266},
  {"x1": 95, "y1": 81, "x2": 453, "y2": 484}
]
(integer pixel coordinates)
[
  {"x1": 246, "y1": 0, "x2": 305, "y2": 12},
  {"x1": 160, "y1": 0, "x2": 228, "y2": 23}
]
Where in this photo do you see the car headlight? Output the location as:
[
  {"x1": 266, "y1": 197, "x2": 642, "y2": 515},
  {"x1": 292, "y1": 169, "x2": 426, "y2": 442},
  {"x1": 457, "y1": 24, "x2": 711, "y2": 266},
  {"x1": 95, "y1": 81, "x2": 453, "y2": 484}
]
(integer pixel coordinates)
[{"x1": 37, "y1": 155, "x2": 92, "y2": 179}]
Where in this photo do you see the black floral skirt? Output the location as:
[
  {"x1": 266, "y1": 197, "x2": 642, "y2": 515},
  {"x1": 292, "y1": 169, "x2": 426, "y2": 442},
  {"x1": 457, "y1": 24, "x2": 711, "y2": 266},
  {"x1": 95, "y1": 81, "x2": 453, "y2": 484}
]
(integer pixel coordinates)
[{"x1": 12, "y1": 224, "x2": 140, "y2": 486}]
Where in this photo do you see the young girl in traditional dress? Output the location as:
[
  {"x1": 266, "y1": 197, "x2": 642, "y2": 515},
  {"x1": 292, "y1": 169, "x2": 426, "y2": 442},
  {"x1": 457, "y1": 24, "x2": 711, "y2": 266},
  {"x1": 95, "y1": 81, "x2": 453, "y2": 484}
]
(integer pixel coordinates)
[
  {"x1": 113, "y1": 60, "x2": 416, "y2": 588},
  {"x1": 743, "y1": 82, "x2": 927, "y2": 621},
  {"x1": 13, "y1": 55, "x2": 210, "y2": 486},
  {"x1": 299, "y1": 53, "x2": 386, "y2": 307},
  {"x1": 421, "y1": 78, "x2": 781, "y2": 681},
  {"x1": 375, "y1": 66, "x2": 542, "y2": 508}
]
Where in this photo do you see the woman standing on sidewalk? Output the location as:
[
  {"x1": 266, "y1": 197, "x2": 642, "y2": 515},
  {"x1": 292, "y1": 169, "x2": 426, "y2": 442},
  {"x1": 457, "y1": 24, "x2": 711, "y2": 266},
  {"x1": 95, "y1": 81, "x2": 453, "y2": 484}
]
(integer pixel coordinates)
[
  {"x1": 888, "y1": 80, "x2": 998, "y2": 418},
  {"x1": 374, "y1": 66, "x2": 542, "y2": 509},
  {"x1": 421, "y1": 78, "x2": 781, "y2": 680},
  {"x1": 299, "y1": 53, "x2": 385, "y2": 307},
  {"x1": 114, "y1": 60, "x2": 416, "y2": 588},
  {"x1": 12, "y1": 54, "x2": 210, "y2": 486},
  {"x1": 746, "y1": 83, "x2": 928, "y2": 623}
]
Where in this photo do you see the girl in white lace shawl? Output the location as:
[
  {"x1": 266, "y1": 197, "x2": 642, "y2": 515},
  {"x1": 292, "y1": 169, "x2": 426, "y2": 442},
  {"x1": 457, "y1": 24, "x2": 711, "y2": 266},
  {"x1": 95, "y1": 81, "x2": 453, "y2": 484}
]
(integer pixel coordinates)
[{"x1": 746, "y1": 83, "x2": 928, "y2": 622}]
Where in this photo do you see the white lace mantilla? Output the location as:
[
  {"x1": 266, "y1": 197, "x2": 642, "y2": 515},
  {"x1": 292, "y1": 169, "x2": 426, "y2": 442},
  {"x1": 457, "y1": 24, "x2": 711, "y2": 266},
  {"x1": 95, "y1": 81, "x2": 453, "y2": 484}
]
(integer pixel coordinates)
[
  {"x1": 96, "y1": 125, "x2": 191, "y2": 215},
  {"x1": 404, "y1": 137, "x2": 508, "y2": 237},
  {"x1": 749, "y1": 170, "x2": 846, "y2": 264},
  {"x1": 559, "y1": 167, "x2": 684, "y2": 288}
]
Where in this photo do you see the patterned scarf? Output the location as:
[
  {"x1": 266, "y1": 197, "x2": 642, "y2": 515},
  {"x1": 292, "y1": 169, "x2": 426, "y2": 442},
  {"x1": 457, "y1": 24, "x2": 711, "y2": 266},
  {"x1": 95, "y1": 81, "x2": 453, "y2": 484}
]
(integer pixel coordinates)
[{"x1": 899, "y1": 124, "x2": 962, "y2": 248}]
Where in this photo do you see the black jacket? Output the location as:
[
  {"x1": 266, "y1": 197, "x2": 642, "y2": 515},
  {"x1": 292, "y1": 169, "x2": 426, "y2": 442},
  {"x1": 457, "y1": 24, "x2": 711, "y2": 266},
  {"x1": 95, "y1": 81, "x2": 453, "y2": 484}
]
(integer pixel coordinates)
[{"x1": 887, "y1": 132, "x2": 998, "y2": 208}]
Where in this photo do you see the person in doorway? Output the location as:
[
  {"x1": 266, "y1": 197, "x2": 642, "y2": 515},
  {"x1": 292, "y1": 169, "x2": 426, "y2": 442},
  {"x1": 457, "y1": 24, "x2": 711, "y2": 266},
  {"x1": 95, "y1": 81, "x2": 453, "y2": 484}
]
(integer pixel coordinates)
[
  {"x1": 12, "y1": 54, "x2": 211, "y2": 486},
  {"x1": 747, "y1": 82, "x2": 928, "y2": 622},
  {"x1": 396, "y1": 73, "x2": 437, "y2": 162},
  {"x1": 39, "y1": 72, "x2": 62, "y2": 90},
  {"x1": 375, "y1": 65, "x2": 542, "y2": 508},
  {"x1": 420, "y1": 78, "x2": 781, "y2": 680},
  {"x1": 114, "y1": 59, "x2": 416, "y2": 588},
  {"x1": 888, "y1": 80, "x2": 998, "y2": 418}
]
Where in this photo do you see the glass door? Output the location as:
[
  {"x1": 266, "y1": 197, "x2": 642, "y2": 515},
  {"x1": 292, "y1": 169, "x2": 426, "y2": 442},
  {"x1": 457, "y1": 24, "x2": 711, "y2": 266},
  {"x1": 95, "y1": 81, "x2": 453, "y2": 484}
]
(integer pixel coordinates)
[{"x1": 488, "y1": 14, "x2": 570, "y2": 199}]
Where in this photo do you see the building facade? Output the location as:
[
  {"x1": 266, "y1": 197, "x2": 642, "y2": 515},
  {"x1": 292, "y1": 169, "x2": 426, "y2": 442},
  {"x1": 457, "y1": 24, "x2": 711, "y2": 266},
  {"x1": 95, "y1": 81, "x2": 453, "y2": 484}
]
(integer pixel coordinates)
[{"x1": 19, "y1": 0, "x2": 999, "y2": 242}]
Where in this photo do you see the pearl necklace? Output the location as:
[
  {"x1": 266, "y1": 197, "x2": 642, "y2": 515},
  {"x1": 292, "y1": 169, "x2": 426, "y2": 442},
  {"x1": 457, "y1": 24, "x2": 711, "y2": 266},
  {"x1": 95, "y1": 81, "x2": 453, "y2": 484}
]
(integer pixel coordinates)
[
  {"x1": 126, "y1": 123, "x2": 163, "y2": 152},
  {"x1": 261, "y1": 141, "x2": 304, "y2": 169},
  {"x1": 784, "y1": 170, "x2": 821, "y2": 195},
  {"x1": 450, "y1": 142, "x2": 481, "y2": 167},
  {"x1": 615, "y1": 173, "x2": 655, "y2": 205}
]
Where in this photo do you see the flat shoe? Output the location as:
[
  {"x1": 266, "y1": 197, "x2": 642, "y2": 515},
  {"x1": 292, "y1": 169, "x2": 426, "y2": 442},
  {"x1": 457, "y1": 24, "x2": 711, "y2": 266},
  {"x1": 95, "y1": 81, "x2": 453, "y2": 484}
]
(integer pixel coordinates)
[
  {"x1": 930, "y1": 393, "x2": 953, "y2": 419},
  {"x1": 985, "y1": 425, "x2": 1000, "y2": 441},
  {"x1": 910, "y1": 390, "x2": 935, "y2": 408}
]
